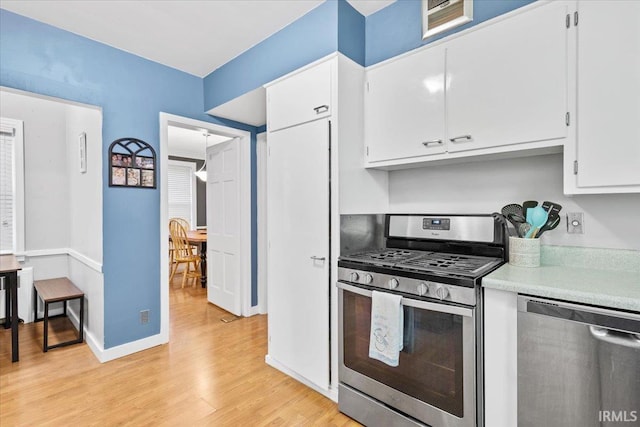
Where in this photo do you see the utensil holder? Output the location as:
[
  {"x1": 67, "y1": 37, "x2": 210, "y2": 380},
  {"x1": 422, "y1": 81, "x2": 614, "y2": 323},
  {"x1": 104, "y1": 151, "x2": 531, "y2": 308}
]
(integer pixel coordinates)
[{"x1": 509, "y1": 237, "x2": 540, "y2": 267}]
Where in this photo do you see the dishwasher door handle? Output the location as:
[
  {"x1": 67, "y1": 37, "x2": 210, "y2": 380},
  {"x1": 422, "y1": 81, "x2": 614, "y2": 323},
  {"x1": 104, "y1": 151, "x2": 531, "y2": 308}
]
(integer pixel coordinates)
[{"x1": 589, "y1": 326, "x2": 640, "y2": 349}]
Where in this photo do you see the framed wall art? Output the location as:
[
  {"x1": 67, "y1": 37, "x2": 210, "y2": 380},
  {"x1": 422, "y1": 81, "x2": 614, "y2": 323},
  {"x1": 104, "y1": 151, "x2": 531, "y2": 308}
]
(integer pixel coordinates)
[{"x1": 108, "y1": 138, "x2": 156, "y2": 189}]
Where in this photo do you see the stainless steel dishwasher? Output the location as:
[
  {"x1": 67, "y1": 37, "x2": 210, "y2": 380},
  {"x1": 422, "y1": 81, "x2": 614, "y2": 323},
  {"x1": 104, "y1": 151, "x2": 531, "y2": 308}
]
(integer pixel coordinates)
[{"x1": 518, "y1": 296, "x2": 640, "y2": 427}]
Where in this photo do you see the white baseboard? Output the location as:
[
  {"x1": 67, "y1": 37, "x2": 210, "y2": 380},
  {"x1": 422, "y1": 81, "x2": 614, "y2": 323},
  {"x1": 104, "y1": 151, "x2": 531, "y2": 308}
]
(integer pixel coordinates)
[
  {"x1": 265, "y1": 355, "x2": 338, "y2": 402},
  {"x1": 245, "y1": 304, "x2": 262, "y2": 317},
  {"x1": 91, "y1": 333, "x2": 168, "y2": 364},
  {"x1": 62, "y1": 305, "x2": 167, "y2": 364}
]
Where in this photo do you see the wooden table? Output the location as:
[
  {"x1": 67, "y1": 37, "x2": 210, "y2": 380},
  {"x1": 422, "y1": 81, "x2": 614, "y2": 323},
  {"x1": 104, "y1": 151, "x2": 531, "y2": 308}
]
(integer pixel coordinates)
[
  {"x1": 185, "y1": 230, "x2": 207, "y2": 288},
  {"x1": 1, "y1": 254, "x2": 22, "y2": 362}
]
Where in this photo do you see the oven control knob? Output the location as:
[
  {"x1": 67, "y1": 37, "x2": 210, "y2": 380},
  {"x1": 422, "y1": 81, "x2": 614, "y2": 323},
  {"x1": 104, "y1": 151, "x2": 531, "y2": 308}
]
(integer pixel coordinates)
[
  {"x1": 417, "y1": 283, "x2": 428, "y2": 296},
  {"x1": 434, "y1": 284, "x2": 450, "y2": 300},
  {"x1": 349, "y1": 272, "x2": 359, "y2": 282},
  {"x1": 389, "y1": 278, "x2": 399, "y2": 289},
  {"x1": 363, "y1": 274, "x2": 374, "y2": 285}
]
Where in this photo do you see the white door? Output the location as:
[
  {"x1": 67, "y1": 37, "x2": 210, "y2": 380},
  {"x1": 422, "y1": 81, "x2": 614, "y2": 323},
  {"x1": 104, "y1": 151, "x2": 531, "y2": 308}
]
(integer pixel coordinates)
[
  {"x1": 267, "y1": 119, "x2": 330, "y2": 390},
  {"x1": 207, "y1": 138, "x2": 242, "y2": 315}
]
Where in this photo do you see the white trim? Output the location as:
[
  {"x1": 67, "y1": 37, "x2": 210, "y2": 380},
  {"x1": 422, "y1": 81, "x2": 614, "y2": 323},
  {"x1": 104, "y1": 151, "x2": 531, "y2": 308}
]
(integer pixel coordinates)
[
  {"x1": 21, "y1": 247, "x2": 103, "y2": 273},
  {"x1": 159, "y1": 113, "x2": 253, "y2": 344},
  {"x1": 265, "y1": 355, "x2": 338, "y2": 402},
  {"x1": 256, "y1": 132, "x2": 268, "y2": 314},
  {"x1": 245, "y1": 305, "x2": 262, "y2": 317},
  {"x1": 67, "y1": 249, "x2": 103, "y2": 273},
  {"x1": 88, "y1": 332, "x2": 167, "y2": 364}
]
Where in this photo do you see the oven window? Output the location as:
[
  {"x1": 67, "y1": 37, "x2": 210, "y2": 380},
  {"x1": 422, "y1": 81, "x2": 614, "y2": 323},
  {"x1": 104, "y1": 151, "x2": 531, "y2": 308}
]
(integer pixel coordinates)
[{"x1": 343, "y1": 290, "x2": 465, "y2": 417}]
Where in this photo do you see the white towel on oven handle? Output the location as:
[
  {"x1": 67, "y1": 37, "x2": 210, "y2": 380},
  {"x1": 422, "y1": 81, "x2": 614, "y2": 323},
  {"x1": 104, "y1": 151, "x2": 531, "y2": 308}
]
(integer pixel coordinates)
[{"x1": 368, "y1": 290, "x2": 404, "y2": 367}]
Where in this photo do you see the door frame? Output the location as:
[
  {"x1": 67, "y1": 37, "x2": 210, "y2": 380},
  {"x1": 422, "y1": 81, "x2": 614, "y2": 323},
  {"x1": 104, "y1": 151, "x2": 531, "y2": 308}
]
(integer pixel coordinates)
[
  {"x1": 159, "y1": 112, "x2": 252, "y2": 342},
  {"x1": 256, "y1": 132, "x2": 267, "y2": 314}
]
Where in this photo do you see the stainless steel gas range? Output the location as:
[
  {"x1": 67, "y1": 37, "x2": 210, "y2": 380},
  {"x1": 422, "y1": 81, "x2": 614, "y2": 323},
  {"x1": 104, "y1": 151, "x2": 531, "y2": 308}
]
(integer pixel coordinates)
[{"x1": 337, "y1": 214, "x2": 507, "y2": 427}]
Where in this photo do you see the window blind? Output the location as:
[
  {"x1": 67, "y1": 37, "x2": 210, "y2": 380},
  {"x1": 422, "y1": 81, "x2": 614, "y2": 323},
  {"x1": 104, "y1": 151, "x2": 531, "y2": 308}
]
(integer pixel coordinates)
[
  {"x1": 0, "y1": 129, "x2": 15, "y2": 253},
  {"x1": 167, "y1": 161, "x2": 195, "y2": 227}
]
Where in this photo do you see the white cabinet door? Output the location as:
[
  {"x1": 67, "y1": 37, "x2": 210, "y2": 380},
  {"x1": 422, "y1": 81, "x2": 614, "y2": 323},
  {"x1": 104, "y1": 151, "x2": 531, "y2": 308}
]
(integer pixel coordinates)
[
  {"x1": 446, "y1": 2, "x2": 569, "y2": 153},
  {"x1": 575, "y1": 1, "x2": 640, "y2": 189},
  {"x1": 365, "y1": 46, "x2": 446, "y2": 163},
  {"x1": 267, "y1": 119, "x2": 330, "y2": 390},
  {"x1": 267, "y1": 61, "x2": 332, "y2": 132}
]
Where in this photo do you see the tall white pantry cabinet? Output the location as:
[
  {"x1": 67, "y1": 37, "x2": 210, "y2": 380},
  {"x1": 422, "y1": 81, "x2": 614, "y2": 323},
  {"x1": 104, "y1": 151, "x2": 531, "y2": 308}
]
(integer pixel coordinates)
[{"x1": 264, "y1": 54, "x2": 388, "y2": 398}]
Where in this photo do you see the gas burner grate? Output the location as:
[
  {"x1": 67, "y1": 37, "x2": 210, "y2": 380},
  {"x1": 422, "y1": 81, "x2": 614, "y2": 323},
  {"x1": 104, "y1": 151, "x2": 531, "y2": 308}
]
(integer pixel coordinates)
[
  {"x1": 340, "y1": 249, "x2": 422, "y2": 266},
  {"x1": 398, "y1": 253, "x2": 501, "y2": 276}
]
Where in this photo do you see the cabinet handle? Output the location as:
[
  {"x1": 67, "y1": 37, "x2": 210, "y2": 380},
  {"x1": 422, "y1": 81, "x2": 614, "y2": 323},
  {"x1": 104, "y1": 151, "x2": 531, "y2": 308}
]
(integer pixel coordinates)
[
  {"x1": 422, "y1": 139, "x2": 443, "y2": 147},
  {"x1": 450, "y1": 135, "x2": 472, "y2": 142},
  {"x1": 310, "y1": 256, "x2": 326, "y2": 261},
  {"x1": 313, "y1": 105, "x2": 329, "y2": 114}
]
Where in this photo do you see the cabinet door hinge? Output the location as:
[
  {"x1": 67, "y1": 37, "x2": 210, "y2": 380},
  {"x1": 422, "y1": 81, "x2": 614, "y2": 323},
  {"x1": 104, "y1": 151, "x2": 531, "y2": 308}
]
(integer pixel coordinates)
[
  {"x1": 366, "y1": 146, "x2": 369, "y2": 156},
  {"x1": 366, "y1": 81, "x2": 370, "y2": 92},
  {"x1": 574, "y1": 11, "x2": 579, "y2": 26},
  {"x1": 573, "y1": 160, "x2": 578, "y2": 175},
  {"x1": 566, "y1": 14, "x2": 570, "y2": 28},
  {"x1": 566, "y1": 112, "x2": 570, "y2": 126}
]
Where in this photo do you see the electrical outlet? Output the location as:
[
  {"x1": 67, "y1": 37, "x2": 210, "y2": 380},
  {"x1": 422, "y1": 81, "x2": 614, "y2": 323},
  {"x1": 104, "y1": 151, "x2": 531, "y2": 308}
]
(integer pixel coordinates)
[
  {"x1": 140, "y1": 309, "x2": 150, "y2": 324},
  {"x1": 567, "y1": 212, "x2": 584, "y2": 234}
]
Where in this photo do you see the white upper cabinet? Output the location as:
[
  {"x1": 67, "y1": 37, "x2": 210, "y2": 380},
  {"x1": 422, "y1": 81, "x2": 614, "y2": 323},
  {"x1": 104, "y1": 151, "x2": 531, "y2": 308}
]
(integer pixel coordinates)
[
  {"x1": 446, "y1": 2, "x2": 569, "y2": 153},
  {"x1": 365, "y1": 46, "x2": 446, "y2": 162},
  {"x1": 267, "y1": 60, "x2": 332, "y2": 132},
  {"x1": 568, "y1": 0, "x2": 640, "y2": 192},
  {"x1": 364, "y1": 1, "x2": 570, "y2": 168}
]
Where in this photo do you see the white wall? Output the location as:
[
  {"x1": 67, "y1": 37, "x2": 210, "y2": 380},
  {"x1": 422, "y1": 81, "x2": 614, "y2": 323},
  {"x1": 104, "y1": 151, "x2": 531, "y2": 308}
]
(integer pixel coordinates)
[
  {"x1": 0, "y1": 88, "x2": 104, "y2": 353},
  {"x1": 65, "y1": 104, "x2": 103, "y2": 263},
  {"x1": 388, "y1": 153, "x2": 640, "y2": 251},
  {"x1": 1, "y1": 90, "x2": 70, "y2": 250}
]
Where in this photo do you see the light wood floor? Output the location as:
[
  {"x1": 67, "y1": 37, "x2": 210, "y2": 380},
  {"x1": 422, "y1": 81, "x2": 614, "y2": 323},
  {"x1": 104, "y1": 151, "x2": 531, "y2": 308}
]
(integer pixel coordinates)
[{"x1": 0, "y1": 271, "x2": 361, "y2": 426}]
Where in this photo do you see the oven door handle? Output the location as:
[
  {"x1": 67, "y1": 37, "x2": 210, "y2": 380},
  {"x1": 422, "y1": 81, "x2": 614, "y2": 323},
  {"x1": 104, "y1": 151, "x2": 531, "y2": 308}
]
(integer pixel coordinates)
[{"x1": 337, "y1": 281, "x2": 474, "y2": 317}]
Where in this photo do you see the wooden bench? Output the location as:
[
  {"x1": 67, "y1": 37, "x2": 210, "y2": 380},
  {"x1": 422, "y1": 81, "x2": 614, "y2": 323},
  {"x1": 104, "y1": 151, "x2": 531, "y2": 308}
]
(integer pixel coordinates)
[{"x1": 33, "y1": 277, "x2": 84, "y2": 352}]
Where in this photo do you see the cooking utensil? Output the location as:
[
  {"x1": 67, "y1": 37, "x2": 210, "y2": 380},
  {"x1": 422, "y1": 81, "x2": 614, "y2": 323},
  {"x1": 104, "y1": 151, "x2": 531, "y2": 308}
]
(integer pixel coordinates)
[
  {"x1": 525, "y1": 206, "x2": 549, "y2": 238},
  {"x1": 508, "y1": 212, "x2": 527, "y2": 225},
  {"x1": 518, "y1": 222, "x2": 531, "y2": 238},
  {"x1": 522, "y1": 200, "x2": 538, "y2": 224},
  {"x1": 536, "y1": 213, "x2": 560, "y2": 237},
  {"x1": 541, "y1": 201, "x2": 562, "y2": 217},
  {"x1": 501, "y1": 204, "x2": 524, "y2": 229}
]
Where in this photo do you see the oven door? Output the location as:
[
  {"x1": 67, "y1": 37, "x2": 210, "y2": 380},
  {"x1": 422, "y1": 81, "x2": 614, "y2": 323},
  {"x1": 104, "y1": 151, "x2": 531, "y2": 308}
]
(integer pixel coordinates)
[{"x1": 338, "y1": 281, "x2": 477, "y2": 427}]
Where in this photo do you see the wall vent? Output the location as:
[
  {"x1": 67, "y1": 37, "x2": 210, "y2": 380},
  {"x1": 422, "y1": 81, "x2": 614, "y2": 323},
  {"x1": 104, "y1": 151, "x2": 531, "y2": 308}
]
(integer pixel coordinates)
[{"x1": 422, "y1": 0, "x2": 473, "y2": 39}]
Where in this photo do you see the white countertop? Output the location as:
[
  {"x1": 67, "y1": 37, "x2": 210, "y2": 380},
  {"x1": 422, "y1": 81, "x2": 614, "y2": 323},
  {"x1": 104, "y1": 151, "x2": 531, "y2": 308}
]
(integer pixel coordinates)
[{"x1": 483, "y1": 245, "x2": 640, "y2": 312}]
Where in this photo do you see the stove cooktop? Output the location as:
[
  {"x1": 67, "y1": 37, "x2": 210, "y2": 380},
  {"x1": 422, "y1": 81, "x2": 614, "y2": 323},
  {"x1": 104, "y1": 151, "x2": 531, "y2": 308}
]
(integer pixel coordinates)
[{"x1": 340, "y1": 249, "x2": 503, "y2": 278}]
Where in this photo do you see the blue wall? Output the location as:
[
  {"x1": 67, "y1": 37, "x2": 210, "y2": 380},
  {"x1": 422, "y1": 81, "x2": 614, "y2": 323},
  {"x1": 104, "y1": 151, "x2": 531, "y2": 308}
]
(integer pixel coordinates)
[
  {"x1": 203, "y1": 1, "x2": 338, "y2": 111},
  {"x1": 1, "y1": 0, "x2": 539, "y2": 351},
  {"x1": 366, "y1": 0, "x2": 536, "y2": 66},
  {"x1": 0, "y1": 9, "x2": 257, "y2": 348}
]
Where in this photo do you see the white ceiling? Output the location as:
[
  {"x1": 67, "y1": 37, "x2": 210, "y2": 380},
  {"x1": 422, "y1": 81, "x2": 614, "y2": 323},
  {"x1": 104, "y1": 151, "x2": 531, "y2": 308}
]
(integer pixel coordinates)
[
  {"x1": 0, "y1": 0, "x2": 395, "y2": 78},
  {"x1": 168, "y1": 126, "x2": 231, "y2": 160}
]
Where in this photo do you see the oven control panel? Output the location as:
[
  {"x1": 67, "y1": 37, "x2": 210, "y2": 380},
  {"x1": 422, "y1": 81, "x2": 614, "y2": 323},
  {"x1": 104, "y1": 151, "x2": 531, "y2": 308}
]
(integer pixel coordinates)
[
  {"x1": 337, "y1": 268, "x2": 477, "y2": 307},
  {"x1": 422, "y1": 218, "x2": 450, "y2": 231}
]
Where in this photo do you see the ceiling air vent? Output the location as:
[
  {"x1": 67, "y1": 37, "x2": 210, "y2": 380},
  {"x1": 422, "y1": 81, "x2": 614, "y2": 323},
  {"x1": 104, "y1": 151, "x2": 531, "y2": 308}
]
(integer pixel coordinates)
[{"x1": 422, "y1": 0, "x2": 473, "y2": 39}]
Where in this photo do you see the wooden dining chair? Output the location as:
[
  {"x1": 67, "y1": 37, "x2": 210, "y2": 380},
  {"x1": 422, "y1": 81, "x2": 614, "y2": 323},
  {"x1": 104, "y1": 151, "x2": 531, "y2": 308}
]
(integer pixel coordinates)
[
  {"x1": 169, "y1": 219, "x2": 201, "y2": 288},
  {"x1": 168, "y1": 217, "x2": 191, "y2": 266}
]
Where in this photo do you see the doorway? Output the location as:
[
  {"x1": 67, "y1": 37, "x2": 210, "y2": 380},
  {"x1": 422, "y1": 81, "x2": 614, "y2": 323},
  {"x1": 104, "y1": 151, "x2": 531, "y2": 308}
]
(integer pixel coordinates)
[{"x1": 159, "y1": 113, "x2": 251, "y2": 342}]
